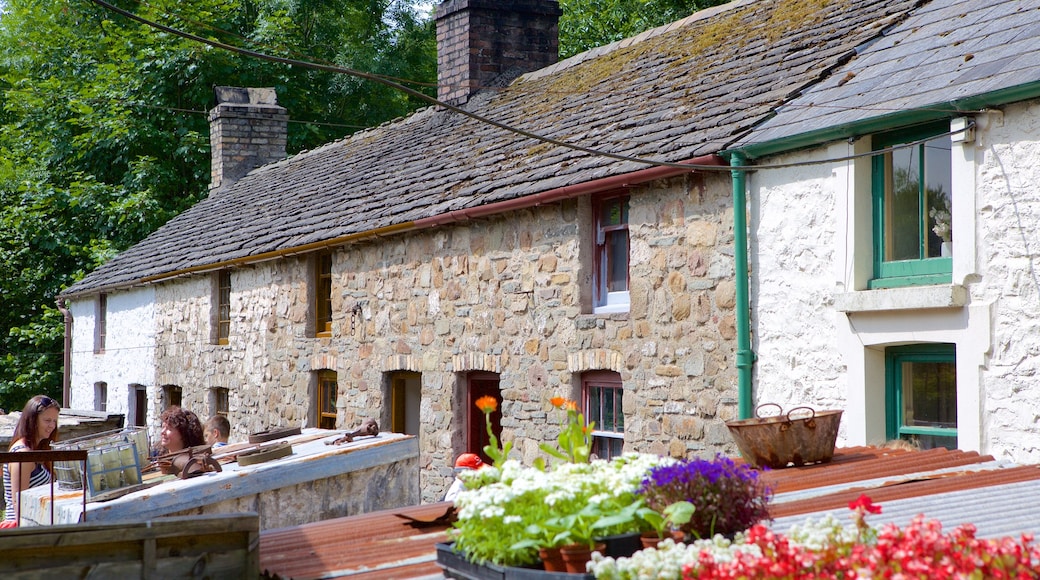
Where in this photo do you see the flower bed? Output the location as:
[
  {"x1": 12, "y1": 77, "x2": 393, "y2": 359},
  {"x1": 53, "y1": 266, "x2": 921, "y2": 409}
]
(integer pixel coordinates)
[{"x1": 588, "y1": 495, "x2": 1040, "y2": 579}]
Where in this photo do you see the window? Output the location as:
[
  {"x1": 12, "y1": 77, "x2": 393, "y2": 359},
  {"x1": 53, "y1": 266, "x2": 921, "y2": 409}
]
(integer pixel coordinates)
[
  {"x1": 163, "y1": 385, "x2": 182, "y2": 409},
  {"x1": 94, "y1": 293, "x2": 107, "y2": 353},
  {"x1": 886, "y1": 344, "x2": 957, "y2": 450},
  {"x1": 217, "y1": 269, "x2": 231, "y2": 345},
  {"x1": 315, "y1": 252, "x2": 333, "y2": 336},
  {"x1": 583, "y1": 371, "x2": 624, "y2": 460},
  {"x1": 130, "y1": 384, "x2": 147, "y2": 427},
  {"x1": 593, "y1": 193, "x2": 630, "y2": 313},
  {"x1": 317, "y1": 370, "x2": 338, "y2": 429},
  {"x1": 389, "y1": 372, "x2": 421, "y2": 435},
  {"x1": 871, "y1": 123, "x2": 952, "y2": 288},
  {"x1": 210, "y1": 387, "x2": 229, "y2": 417},
  {"x1": 94, "y1": 382, "x2": 107, "y2": 412}
]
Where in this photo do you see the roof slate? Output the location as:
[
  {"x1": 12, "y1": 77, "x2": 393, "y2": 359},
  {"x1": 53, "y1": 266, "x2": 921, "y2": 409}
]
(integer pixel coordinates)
[
  {"x1": 736, "y1": 0, "x2": 1040, "y2": 151},
  {"x1": 63, "y1": 0, "x2": 922, "y2": 296}
]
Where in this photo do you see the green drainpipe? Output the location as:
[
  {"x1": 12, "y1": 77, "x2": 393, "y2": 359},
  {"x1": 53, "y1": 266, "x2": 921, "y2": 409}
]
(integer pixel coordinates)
[{"x1": 731, "y1": 152, "x2": 754, "y2": 420}]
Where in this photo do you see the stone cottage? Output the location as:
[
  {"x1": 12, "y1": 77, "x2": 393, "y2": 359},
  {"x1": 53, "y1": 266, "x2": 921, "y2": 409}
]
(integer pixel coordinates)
[
  {"x1": 57, "y1": 0, "x2": 926, "y2": 501},
  {"x1": 727, "y1": 0, "x2": 1040, "y2": 463}
]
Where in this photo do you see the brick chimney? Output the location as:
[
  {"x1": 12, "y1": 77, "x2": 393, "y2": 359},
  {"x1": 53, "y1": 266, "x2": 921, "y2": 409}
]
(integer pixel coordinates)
[
  {"x1": 208, "y1": 86, "x2": 288, "y2": 191},
  {"x1": 435, "y1": 0, "x2": 562, "y2": 106}
]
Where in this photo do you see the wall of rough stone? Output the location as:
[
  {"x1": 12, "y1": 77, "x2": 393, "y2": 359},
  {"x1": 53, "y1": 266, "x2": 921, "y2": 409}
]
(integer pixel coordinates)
[
  {"x1": 163, "y1": 455, "x2": 418, "y2": 530},
  {"x1": 146, "y1": 172, "x2": 740, "y2": 502}
]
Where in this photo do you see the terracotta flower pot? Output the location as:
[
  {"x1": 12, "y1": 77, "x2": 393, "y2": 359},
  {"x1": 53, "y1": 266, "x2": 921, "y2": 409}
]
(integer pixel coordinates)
[
  {"x1": 539, "y1": 546, "x2": 566, "y2": 572},
  {"x1": 640, "y1": 530, "x2": 685, "y2": 549},
  {"x1": 559, "y1": 542, "x2": 606, "y2": 574}
]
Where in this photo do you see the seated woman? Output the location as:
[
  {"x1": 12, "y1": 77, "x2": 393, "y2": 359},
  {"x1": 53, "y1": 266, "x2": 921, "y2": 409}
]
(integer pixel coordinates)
[
  {"x1": 158, "y1": 405, "x2": 205, "y2": 455},
  {"x1": 2, "y1": 395, "x2": 61, "y2": 527}
]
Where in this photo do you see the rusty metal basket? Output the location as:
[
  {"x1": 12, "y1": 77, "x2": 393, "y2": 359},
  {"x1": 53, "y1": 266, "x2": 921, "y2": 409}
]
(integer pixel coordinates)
[{"x1": 726, "y1": 404, "x2": 843, "y2": 469}]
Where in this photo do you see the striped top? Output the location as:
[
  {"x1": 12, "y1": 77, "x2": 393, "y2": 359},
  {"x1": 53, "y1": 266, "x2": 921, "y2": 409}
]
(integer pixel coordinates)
[{"x1": 3, "y1": 443, "x2": 52, "y2": 521}]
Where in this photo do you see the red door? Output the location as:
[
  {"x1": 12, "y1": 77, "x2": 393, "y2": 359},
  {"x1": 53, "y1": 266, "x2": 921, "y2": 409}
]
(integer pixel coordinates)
[{"x1": 467, "y1": 374, "x2": 502, "y2": 465}]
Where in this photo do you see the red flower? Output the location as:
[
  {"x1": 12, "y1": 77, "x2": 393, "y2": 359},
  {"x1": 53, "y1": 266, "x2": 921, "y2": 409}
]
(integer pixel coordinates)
[{"x1": 849, "y1": 494, "x2": 882, "y2": 514}]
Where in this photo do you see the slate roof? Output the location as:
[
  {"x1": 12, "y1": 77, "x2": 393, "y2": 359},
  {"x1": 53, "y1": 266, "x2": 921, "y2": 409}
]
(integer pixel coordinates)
[
  {"x1": 62, "y1": 0, "x2": 923, "y2": 297},
  {"x1": 734, "y1": 0, "x2": 1040, "y2": 155}
]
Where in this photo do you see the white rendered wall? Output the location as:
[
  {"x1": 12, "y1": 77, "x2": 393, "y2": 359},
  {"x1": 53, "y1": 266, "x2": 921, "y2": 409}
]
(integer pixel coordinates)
[
  {"x1": 68, "y1": 286, "x2": 157, "y2": 423},
  {"x1": 749, "y1": 101, "x2": 1040, "y2": 463}
]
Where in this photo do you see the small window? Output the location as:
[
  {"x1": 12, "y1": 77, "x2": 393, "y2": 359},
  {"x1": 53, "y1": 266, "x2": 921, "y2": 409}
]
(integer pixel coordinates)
[
  {"x1": 130, "y1": 384, "x2": 147, "y2": 427},
  {"x1": 94, "y1": 382, "x2": 108, "y2": 412},
  {"x1": 317, "y1": 370, "x2": 338, "y2": 429},
  {"x1": 593, "y1": 193, "x2": 630, "y2": 313},
  {"x1": 583, "y1": 371, "x2": 624, "y2": 460},
  {"x1": 389, "y1": 371, "x2": 421, "y2": 435},
  {"x1": 217, "y1": 269, "x2": 231, "y2": 345},
  {"x1": 95, "y1": 294, "x2": 107, "y2": 353},
  {"x1": 210, "y1": 387, "x2": 229, "y2": 417},
  {"x1": 871, "y1": 123, "x2": 952, "y2": 288},
  {"x1": 886, "y1": 344, "x2": 957, "y2": 450},
  {"x1": 163, "y1": 385, "x2": 182, "y2": 409},
  {"x1": 315, "y1": 253, "x2": 333, "y2": 336}
]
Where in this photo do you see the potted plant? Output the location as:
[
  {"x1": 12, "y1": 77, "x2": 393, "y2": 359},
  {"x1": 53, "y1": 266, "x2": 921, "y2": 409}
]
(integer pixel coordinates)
[
  {"x1": 637, "y1": 500, "x2": 695, "y2": 548},
  {"x1": 638, "y1": 455, "x2": 772, "y2": 540}
]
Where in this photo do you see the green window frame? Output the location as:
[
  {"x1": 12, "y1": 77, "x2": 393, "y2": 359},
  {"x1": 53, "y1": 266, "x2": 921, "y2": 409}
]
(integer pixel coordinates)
[
  {"x1": 885, "y1": 344, "x2": 957, "y2": 450},
  {"x1": 870, "y1": 122, "x2": 953, "y2": 289}
]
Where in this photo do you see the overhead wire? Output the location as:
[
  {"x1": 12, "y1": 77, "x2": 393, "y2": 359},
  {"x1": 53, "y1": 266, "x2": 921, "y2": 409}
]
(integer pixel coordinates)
[
  {"x1": 85, "y1": 0, "x2": 979, "y2": 173},
  {"x1": 85, "y1": 0, "x2": 735, "y2": 172}
]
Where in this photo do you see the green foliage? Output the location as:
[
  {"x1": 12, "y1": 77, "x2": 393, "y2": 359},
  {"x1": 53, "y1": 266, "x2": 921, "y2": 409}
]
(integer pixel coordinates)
[{"x1": 559, "y1": 0, "x2": 733, "y2": 59}]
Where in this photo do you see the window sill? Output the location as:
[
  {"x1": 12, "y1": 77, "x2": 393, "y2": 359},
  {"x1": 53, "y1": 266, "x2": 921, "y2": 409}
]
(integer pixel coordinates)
[{"x1": 834, "y1": 284, "x2": 967, "y2": 313}]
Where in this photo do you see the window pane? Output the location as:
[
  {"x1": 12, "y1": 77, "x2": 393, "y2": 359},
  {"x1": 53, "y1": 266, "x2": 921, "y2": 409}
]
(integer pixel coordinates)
[
  {"x1": 901, "y1": 360, "x2": 956, "y2": 429},
  {"x1": 925, "y1": 136, "x2": 953, "y2": 257},
  {"x1": 606, "y1": 230, "x2": 629, "y2": 293},
  {"x1": 885, "y1": 147, "x2": 921, "y2": 261}
]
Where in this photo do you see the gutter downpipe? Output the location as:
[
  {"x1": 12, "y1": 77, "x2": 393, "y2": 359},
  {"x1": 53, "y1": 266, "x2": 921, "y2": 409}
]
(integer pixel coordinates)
[
  {"x1": 55, "y1": 298, "x2": 72, "y2": 407},
  {"x1": 731, "y1": 152, "x2": 754, "y2": 420}
]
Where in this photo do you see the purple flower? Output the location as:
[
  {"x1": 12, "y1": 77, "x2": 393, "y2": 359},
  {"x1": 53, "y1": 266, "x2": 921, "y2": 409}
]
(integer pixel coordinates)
[{"x1": 638, "y1": 455, "x2": 772, "y2": 539}]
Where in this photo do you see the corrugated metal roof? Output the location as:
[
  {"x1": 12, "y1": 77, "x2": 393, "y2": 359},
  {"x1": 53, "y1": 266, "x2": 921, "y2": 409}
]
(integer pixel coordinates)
[{"x1": 258, "y1": 446, "x2": 1040, "y2": 579}]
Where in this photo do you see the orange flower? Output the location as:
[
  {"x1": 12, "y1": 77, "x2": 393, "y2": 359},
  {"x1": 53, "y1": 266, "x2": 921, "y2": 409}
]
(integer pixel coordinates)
[
  {"x1": 475, "y1": 395, "x2": 498, "y2": 414},
  {"x1": 550, "y1": 396, "x2": 566, "y2": 408},
  {"x1": 564, "y1": 399, "x2": 578, "y2": 412}
]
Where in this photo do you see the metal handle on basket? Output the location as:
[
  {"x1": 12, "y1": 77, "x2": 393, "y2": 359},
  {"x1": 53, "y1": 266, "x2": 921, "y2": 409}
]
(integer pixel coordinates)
[{"x1": 787, "y1": 406, "x2": 817, "y2": 429}]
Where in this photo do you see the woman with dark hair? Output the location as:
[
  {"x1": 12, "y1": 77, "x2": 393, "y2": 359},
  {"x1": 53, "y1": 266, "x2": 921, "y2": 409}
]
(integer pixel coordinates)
[
  {"x1": 3, "y1": 394, "x2": 61, "y2": 527},
  {"x1": 158, "y1": 406, "x2": 205, "y2": 454}
]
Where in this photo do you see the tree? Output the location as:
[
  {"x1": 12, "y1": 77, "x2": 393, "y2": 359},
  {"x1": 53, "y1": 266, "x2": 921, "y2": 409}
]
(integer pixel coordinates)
[{"x1": 559, "y1": 0, "x2": 732, "y2": 58}]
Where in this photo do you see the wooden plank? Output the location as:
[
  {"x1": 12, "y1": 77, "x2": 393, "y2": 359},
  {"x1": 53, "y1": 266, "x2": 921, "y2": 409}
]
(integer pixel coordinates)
[{"x1": 0, "y1": 513, "x2": 259, "y2": 579}]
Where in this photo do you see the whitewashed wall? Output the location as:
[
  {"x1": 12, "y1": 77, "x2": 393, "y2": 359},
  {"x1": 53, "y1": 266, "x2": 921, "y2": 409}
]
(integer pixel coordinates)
[
  {"x1": 749, "y1": 99, "x2": 1040, "y2": 463},
  {"x1": 68, "y1": 286, "x2": 157, "y2": 427}
]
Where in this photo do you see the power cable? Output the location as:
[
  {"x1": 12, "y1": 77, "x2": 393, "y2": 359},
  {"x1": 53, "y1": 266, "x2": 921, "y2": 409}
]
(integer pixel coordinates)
[
  {"x1": 84, "y1": 0, "x2": 978, "y2": 172},
  {"x1": 85, "y1": 0, "x2": 734, "y2": 172}
]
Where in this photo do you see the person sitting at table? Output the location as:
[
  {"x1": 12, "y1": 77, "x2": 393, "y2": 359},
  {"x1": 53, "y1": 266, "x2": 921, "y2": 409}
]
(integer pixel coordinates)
[
  {"x1": 158, "y1": 406, "x2": 205, "y2": 455},
  {"x1": 2, "y1": 394, "x2": 61, "y2": 528},
  {"x1": 204, "y1": 415, "x2": 230, "y2": 449}
]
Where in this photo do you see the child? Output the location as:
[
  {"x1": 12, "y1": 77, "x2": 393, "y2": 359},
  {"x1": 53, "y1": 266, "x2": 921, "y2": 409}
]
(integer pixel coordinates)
[{"x1": 204, "y1": 415, "x2": 230, "y2": 449}]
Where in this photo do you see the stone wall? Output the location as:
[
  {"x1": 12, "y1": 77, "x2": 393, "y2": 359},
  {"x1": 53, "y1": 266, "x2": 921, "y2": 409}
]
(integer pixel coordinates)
[{"x1": 152, "y1": 171, "x2": 741, "y2": 502}]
